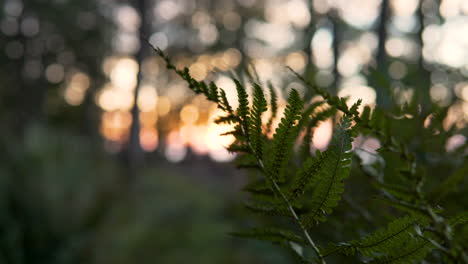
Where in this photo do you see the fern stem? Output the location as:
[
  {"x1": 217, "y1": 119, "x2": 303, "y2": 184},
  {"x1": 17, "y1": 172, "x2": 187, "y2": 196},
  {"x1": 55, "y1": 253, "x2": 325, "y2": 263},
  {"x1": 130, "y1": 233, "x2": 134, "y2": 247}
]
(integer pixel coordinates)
[
  {"x1": 415, "y1": 233, "x2": 450, "y2": 255},
  {"x1": 237, "y1": 116, "x2": 326, "y2": 263},
  {"x1": 259, "y1": 158, "x2": 326, "y2": 264},
  {"x1": 272, "y1": 180, "x2": 326, "y2": 264}
]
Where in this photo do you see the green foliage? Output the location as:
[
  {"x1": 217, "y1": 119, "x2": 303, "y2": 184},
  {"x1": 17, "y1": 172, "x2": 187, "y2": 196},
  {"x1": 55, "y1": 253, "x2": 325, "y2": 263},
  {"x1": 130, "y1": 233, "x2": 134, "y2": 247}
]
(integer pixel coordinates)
[
  {"x1": 266, "y1": 82, "x2": 279, "y2": 135},
  {"x1": 267, "y1": 89, "x2": 304, "y2": 182},
  {"x1": 322, "y1": 216, "x2": 417, "y2": 258},
  {"x1": 250, "y1": 83, "x2": 268, "y2": 159},
  {"x1": 300, "y1": 115, "x2": 354, "y2": 227},
  {"x1": 368, "y1": 238, "x2": 433, "y2": 264},
  {"x1": 154, "y1": 47, "x2": 468, "y2": 264}
]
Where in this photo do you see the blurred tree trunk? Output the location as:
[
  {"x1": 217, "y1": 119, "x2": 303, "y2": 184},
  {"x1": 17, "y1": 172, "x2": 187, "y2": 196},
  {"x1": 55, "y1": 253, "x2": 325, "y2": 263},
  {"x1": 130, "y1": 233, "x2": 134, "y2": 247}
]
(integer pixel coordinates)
[
  {"x1": 376, "y1": 0, "x2": 389, "y2": 72},
  {"x1": 126, "y1": 0, "x2": 149, "y2": 176},
  {"x1": 331, "y1": 12, "x2": 340, "y2": 95},
  {"x1": 416, "y1": 0, "x2": 432, "y2": 113},
  {"x1": 14, "y1": 5, "x2": 46, "y2": 137},
  {"x1": 375, "y1": 0, "x2": 392, "y2": 109}
]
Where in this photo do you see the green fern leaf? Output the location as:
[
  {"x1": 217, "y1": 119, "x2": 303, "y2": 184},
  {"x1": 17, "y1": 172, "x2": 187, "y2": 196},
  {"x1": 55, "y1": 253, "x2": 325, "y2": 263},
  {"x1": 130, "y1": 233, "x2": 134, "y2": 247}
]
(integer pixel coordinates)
[
  {"x1": 234, "y1": 78, "x2": 250, "y2": 124},
  {"x1": 448, "y1": 211, "x2": 468, "y2": 228},
  {"x1": 266, "y1": 82, "x2": 279, "y2": 135},
  {"x1": 243, "y1": 178, "x2": 275, "y2": 197},
  {"x1": 267, "y1": 89, "x2": 303, "y2": 182},
  {"x1": 214, "y1": 115, "x2": 237, "y2": 125},
  {"x1": 207, "y1": 82, "x2": 219, "y2": 101},
  {"x1": 301, "y1": 115, "x2": 354, "y2": 227},
  {"x1": 380, "y1": 198, "x2": 431, "y2": 221},
  {"x1": 355, "y1": 216, "x2": 416, "y2": 256},
  {"x1": 234, "y1": 154, "x2": 260, "y2": 169},
  {"x1": 219, "y1": 88, "x2": 234, "y2": 114},
  {"x1": 361, "y1": 105, "x2": 372, "y2": 123},
  {"x1": 373, "y1": 182, "x2": 418, "y2": 203},
  {"x1": 227, "y1": 143, "x2": 251, "y2": 153},
  {"x1": 296, "y1": 102, "x2": 325, "y2": 133},
  {"x1": 368, "y1": 238, "x2": 432, "y2": 264},
  {"x1": 250, "y1": 83, "x2": 268, "y2": 158},
  {"x1": 288, "y1": 153, "x2": 323, "y2": 201}
]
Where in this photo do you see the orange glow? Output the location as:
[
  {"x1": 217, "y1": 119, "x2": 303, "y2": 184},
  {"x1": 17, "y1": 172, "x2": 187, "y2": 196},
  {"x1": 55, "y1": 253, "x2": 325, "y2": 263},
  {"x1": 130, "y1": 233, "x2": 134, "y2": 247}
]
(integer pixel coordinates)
[
  {"x1": 64, "y1": 88, "x2": 84, "y2": 106},
  {"x1": 97, "y1": 85, "x2": 134, "y2": 111},
  {"x1": 180, "y1": 104, "x2": 199, "y2": 124},
  {"x1": 312, "y1": 119, "x2": 333, "y2": 150},
  {"x1": 165, "y1": 107, "x2": 237, "y2": 162},
  {"x1": 102, "y1": 56, "x2": 118, "y2": 76},
  {"x1": 70, "y1": 72, "x2": 90, "y2": 90},
  {"x1": 157, "y1": 96, "x2": 171, "y2": 116},
  {"x1": 109, "y1": 57, "x2": 139, "y2": 91},
  {"x1": 222, "y1": 48, "x2": 242, "y2": 68},
  {"x1": 139, "y1": 111, "x2": 158, "y2": 127},
  {"x1": 140, "y1": 127, "x2": 158, "y2": 152},
  {"x1": 100, "y1": 111, "x2": 132, "y2": 142},
  {"x1": 189, "y1": 62, "x2": 208, "y2": 81},
  {"x1": 165, "y1": 130, "x2": 187, "y2": 162},
  {"x1": 391, "y1": 0, "x2": 418, "y2": 16},
  {"x1": 137, "y1": 85, "x2": 158, "y2": 112},
  {"x1": 181, "y1": 125, "x2": 210, "y2": 155},
  {"x1": 444, "y1": 102, "x2": 468, "y2": 130},
  {"x1": 338, "y1": 85, "x2": 376, "y2": 110},
  {"x1": 285, "y1": 52, "x2": 307, "y2": 72},
  {"x1": 64, "y1": 72, "x2": 90, "y2": 106}
]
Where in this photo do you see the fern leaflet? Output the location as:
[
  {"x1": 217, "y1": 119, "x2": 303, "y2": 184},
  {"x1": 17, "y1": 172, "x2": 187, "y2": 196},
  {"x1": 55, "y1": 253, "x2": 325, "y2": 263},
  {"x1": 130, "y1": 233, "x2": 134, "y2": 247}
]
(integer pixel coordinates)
[
  {"x1": 301, "y1": 115, "x2": 354, "y2": 227},
  {"x1": 266, "y1": 89, "x2": 303, "y2": 182},
  {"x1": 250, "y1": 83, "x2": 268, "y2": 158}
]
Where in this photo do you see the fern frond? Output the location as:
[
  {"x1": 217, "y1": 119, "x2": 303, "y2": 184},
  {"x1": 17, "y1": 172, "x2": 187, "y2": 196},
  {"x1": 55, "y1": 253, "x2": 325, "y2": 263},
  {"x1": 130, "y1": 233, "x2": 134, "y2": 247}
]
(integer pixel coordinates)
[
  {"x1": 301, "y1": 115, "x2": 354, "y2": 227},
  {"x1": 266, "y1": 82, "x2": 279, "y2": 135},
  {"x1": 361, "y1": 105, "x2": 372, "y2": 123},
  {"x1": 379, "y1": 198, "x2": 431, "y2": 221},
  {"x1": 227, "y1": 143, "x2": 251, "y2": 153},
  {"x1": 231, "y1": 227, "x2": 306, "y2": 245},
  {"x1": 234, "y1": 79, "x2": 250, "y2": 122},
  {"x1": 266, "y1": 89, "x2": 303, "y2": 182},
  {"x1": 207, "y1": 82, "x2": 219, "y2": 101},
  {"x1": 250, "y1": 83, "x2": 268, "y2": 158},
  {"x1": 299, "y1": 106, "x2": 336, "y2": 159},
  {"x1": 368, "y1": 238, "x2": 432, "y2": 264},
  {"x1": 219, "y1": 88, "x2": 234, "y2": 114},
  {"x1": 373, "y1": 182, "x2": 418, "y2": 203},
  {"x1": 234, "y1": 154, "x2": 260, "y2": 169},
  {"x1": 221, "y1": 124, "x2": 245, "y2": 141},
  {"x1": 243, "y1": 178, "x2": 275, "y2": 196},
  {"x1": 448, "y1": 211, "x2": 468, "y2": 229},
  {"x1": 288, "y1": 153, "x2": 323, "y2": 201},
  {"x1": 214, "y1": 115, "x2": 238, "y2": 124},
  {"x1": 296, "y1": 102, "x2": 325, "y2": 132},
  {"x1": 355, "y1": 216, "x2": 416, "y2": 256}
]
